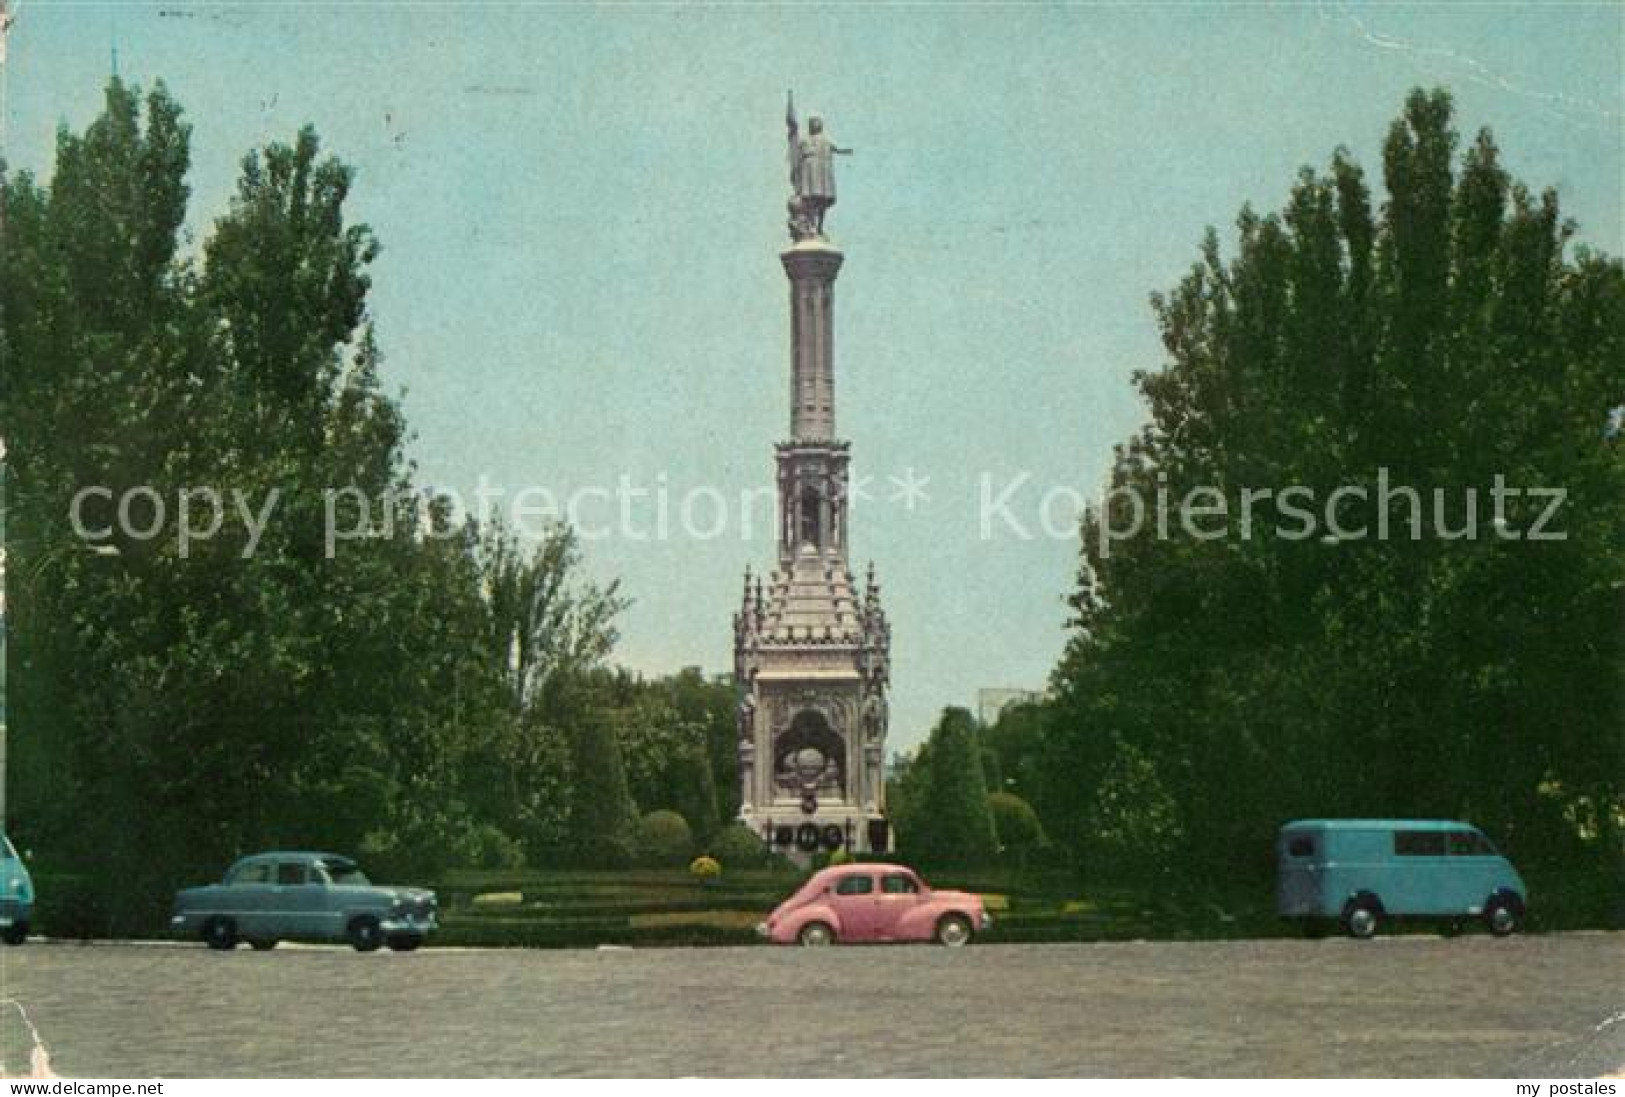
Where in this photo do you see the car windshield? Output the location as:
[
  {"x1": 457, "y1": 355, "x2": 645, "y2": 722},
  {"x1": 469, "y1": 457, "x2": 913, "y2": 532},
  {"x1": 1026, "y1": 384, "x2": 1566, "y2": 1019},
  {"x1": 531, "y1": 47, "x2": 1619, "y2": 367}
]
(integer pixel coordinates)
[{"x1": 323, "y1": 862, "x2": 370, "y2": 886}]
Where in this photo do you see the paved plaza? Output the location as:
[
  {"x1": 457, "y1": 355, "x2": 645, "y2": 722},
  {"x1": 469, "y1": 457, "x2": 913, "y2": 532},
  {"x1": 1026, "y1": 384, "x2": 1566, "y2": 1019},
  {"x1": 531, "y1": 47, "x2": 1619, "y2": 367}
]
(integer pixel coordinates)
[{"x1": 1, "y1": 933, "x2": 1621, "y2": 1077}]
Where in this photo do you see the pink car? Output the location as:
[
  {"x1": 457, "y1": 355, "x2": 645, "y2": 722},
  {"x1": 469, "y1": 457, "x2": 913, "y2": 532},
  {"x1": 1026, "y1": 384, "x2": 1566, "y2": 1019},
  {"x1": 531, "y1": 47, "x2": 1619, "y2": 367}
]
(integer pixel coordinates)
[{"x1": 757, "y1": 864, "x2": 992, "y2": 947}]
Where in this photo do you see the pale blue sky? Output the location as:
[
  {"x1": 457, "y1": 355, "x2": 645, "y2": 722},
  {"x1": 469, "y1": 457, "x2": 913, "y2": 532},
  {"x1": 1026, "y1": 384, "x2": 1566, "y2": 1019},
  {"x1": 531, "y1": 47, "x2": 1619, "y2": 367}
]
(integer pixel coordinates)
[{"x1": 7, "y1": 2, "x2": 1621, "y2": 748}]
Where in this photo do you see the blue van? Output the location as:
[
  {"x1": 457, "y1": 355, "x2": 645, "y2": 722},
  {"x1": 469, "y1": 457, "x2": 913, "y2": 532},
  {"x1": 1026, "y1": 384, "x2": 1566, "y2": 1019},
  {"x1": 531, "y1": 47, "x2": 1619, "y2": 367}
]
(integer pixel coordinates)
[
  {"x1": 0, "y1": 832, "x2": 34, "y2": 945},
  {"x1": 1277, "y1": 819, "x2": 1526, "y2": 939}
]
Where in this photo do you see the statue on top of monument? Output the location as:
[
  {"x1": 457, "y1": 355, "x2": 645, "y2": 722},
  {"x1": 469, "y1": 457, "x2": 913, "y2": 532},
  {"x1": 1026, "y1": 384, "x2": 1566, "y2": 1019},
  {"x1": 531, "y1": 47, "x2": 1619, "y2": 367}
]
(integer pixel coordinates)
[{"x1": 786, "y1": 91, "x2": 852, "y2": 241}]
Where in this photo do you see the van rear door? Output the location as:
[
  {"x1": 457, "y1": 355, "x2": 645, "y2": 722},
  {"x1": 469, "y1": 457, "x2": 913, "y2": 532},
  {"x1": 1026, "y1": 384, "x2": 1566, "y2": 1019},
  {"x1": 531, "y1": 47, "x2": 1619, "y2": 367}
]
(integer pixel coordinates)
[{"x1": 1276, "y1": 828, "x2": 1322, "y2": 917}]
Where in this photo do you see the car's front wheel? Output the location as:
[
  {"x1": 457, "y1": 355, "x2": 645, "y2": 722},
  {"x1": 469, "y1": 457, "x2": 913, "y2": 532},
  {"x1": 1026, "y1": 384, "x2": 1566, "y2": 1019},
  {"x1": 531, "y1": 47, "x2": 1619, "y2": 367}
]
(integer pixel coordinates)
[
  {"x1": 348, "y1": 916, "x2": 383, "y2": 952},
  {"x1": 797, "y1": 921, "x2": 835, "y2": 947},
  {"x1": 386, "y1": 934, "x2": 423, "y2": 952},
  {"x1": 1484, "y1": 896, "x2": 1522, "y2": 937},
  {"x1": 935, "y1": 914, "x2": 974, "y2": 947},
  {"x1": 2, "y1": 922, "x2": 28, "y2": 946},
  {"x1": 202, "y1": 917, "x2": 238, "y2": 951}
]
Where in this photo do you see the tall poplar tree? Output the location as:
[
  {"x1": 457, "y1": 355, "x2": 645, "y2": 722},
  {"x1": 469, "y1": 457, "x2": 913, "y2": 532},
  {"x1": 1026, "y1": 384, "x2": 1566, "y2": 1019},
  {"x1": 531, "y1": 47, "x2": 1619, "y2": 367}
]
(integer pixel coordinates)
[{"x1": 1046, "y1": 89, "x2": 1623, "y2": 889}]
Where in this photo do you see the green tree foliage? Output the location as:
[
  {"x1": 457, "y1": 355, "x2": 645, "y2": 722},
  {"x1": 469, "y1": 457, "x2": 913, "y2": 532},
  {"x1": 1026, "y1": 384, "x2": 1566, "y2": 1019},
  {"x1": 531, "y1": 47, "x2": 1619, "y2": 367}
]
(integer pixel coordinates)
[
  {"x1": 5, "y1": 83, "x2": 443, "y2": 916},
  {"x1": 5, "y1": 82, "x2": 196, "y2": 929},
  {"x1": 617, "y1": 708, "x2": 718, "y2": 838},
  {"x1": 2, "y1": 82, "x2": 640, "y2": 919},
  {"x1": 1080, "y1": 741, "x2": 1181, "y2": 885},
  {"x1": 987, "y1": 791, "x2": 1047, "y2": 863},
  {"x1": 983, "y1": 702, "x2": 1051, "y2": 806},
  {"x1": 1045, "y1": 89, "x2": 1624, "y2": 888},
  {"x1": 566, "y1": 708, "x2": 636, "y2": 867},
  {"x1": 478, "y1": 519, "x2": 626, "y2": 715},
  {"x1": 893, "y1": 708, "x2": 999, "y2": 869},
  {"x1": 460, "y1": 520, "x2": 627, "y2": 867},
  {"x1": 662, "y1": 666, "x2": 739, "y2": 821}
]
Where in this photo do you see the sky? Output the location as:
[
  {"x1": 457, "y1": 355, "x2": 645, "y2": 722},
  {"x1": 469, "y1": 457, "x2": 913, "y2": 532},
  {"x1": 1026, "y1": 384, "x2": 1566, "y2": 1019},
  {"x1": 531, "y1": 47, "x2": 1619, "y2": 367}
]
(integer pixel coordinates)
[{"x1": 5, "y1": 2, "x2": 1621, "y2": 749}]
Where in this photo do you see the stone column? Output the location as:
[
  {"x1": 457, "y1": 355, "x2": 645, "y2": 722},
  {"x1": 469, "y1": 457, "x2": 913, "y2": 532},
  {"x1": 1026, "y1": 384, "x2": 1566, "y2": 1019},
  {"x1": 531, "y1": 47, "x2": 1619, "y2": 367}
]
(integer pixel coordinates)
[
  {"x1": 845, "y1": 714, "x2": 862, "y2": 809},
  {"x1": 866, "y1": 744, "x2": 884, "y2": 811},
  {"x1": 756, "y1": 708, "x2": 774, "y2": 808},
  {"x1": 782, "y1": 241, "x2": 844, "y2": 443}
]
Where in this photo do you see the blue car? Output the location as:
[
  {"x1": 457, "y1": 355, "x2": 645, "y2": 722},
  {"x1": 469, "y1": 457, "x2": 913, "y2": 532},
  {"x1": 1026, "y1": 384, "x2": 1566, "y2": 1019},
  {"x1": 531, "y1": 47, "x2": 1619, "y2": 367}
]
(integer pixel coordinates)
[
  {"x1": 0, "y1": 832, "x2": 35, "y2": 946},
  {"x1": 1277, "y1": 819, "x2": 1527, "y2": 938},
  {"x1": 171, "y1": 851, "x2": 437, "y2": 952}
]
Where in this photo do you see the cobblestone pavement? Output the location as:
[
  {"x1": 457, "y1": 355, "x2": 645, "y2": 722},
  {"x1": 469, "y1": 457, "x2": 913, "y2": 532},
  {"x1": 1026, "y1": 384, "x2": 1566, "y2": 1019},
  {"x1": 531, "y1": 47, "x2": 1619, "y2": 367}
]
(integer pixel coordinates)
[{"x1": 1, "y1": 934, "x2": 1620, "y2": 1077}]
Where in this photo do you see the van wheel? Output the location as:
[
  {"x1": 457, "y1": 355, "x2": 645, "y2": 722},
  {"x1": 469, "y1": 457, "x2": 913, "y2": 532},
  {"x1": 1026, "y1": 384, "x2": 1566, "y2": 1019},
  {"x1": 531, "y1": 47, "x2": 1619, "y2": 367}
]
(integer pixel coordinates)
[
  {"x1": 1484, "y1": 897, "x2": 1521, "y2": 937},
  {"x1": 2, "y1": 922, "x2": 28, "y2": 946},
  {"x1": 1342, "y1": 900, "x2": 1380, "y2": 940},
  {"x1": 203, "y1": 917, "x2": 238, "y2": 950},
  {"x1": 348, "y1": 916, "x2": 383, "y2": 952}
]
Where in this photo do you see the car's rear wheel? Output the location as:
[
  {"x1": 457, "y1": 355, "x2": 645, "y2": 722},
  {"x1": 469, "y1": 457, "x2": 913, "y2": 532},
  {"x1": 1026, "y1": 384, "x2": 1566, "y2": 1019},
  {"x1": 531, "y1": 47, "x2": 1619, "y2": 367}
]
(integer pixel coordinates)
[
  {"x1": 2, "y1": 922, "x2": 28, "y2": 946},
  {"x1": 797, "y1": 921, "x2": 835, "y2": 947},
  {"x1": 1484, "y1": 896, "x2": 1521, "y2": 937},
  {"x1": 203, "y1": 917, "x2": 238, "y2": 951},
  {"x1": 247, "y1": 937, "x2": 278, "y2": 951},
  {"x1": 387, "y1": 934, "x2": 423, "y2": 952},
  {"x1": 348, "y1": 916, "x2": 383, "y2": 952},
  {"x1": 935, "y1": 914, "x2": 973, "y2": 947},
  {"x1": 1342, "y1": 899, "x2": 1381, "y2": 940}
]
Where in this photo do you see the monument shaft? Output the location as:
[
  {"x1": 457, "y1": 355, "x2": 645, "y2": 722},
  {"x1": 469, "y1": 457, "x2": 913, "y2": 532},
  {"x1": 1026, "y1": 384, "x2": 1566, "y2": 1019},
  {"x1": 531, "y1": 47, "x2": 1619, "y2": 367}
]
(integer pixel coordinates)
[{"x1": 785, "y1": 245, "x2": 842, "y2": 442}]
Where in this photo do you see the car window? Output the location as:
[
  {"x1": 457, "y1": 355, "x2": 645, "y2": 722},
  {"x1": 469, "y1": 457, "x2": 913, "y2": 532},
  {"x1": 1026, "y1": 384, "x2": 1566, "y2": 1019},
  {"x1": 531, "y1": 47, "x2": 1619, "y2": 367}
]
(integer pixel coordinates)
[
  {"x1": 230, "y1": 861, "x2": 273, "y2": 886},
  {"x1": 1286, "y1": 835, "x2": 1315, "y2": 858},
  {"x1": 833, "y1": 874, "x2": 874, "y2": 896},
  {"x1": 276, "y1": 862, "x2": 308, "y2": 886},
  {"x1": 0, "y1": 836, "x2": 16, "y2": 861},
  {"x1": 881, "y1": 873, "x2": 919, "y2": 895},
  {"x1": 1394, "y1": 831, "x2": 1447, "y2": 857},
  {"x1": 1448, "y1": 831, "x2": 1496, "y2": 857}
]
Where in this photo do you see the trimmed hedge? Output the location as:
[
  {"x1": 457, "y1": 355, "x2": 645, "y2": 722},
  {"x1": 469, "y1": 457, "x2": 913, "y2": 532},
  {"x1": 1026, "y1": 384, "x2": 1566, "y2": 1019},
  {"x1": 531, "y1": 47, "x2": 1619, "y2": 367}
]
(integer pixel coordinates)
[
  {"x1": 704, "y1": 822, "x2": 772, "y2": 870},
  {"x1": 96, "y1": 862, "x2": 1604, "y2": 950},
  {"x1": 634, "y1": 810, "x2": 694, "y2": 867}
]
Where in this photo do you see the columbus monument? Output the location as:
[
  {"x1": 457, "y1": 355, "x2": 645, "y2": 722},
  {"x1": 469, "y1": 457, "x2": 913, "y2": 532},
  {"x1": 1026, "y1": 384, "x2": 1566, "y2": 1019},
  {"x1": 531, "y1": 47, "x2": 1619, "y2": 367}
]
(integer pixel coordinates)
[{"x1": 733, "y1": 96, "x2": 891, "y2": 857}]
